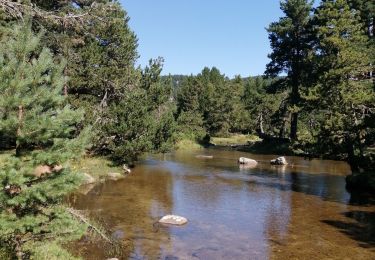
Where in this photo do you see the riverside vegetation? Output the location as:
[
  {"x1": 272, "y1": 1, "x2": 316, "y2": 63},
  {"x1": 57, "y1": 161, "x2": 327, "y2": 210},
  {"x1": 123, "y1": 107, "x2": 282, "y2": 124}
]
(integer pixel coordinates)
[{"x1": 0, "y1": 0, "x2": 374, "y2": 259}]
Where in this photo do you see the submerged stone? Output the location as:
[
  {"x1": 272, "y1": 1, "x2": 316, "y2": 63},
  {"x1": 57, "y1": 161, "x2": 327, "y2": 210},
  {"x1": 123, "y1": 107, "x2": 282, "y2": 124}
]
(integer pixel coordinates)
[
  {"x1": 159, "y1": 215, "x2": 188, "y2": 225},
  {"x1": 195, "y1": 155, "x2": 214, "y2": 159},
  {"x1": 270, "y1": 156, "x2": 288, "y2": 165}
]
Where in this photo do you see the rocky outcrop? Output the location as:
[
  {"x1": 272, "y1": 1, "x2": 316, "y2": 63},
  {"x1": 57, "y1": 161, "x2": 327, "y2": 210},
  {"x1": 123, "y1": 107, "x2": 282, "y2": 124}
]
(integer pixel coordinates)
[
  {"x1": 33, "y1": 164, "x2": 63, "y2": 178},
  {"x1": 78, "y1": 183, "x2": 95, "y2": 195},
  {"x1": 238, "y1": 157, "x2": 258, "y2": 166},
  {"x1": 159, "y1": 215, "x2": 188, "y2": 225},
  {"x1": 107, "y1": 172, "x2": 125, "y2": 180},
  {"x1": 270, "y1": 156, "x2": 288, "y2": 165},
  {"x1": 81, "y1": 172, "x2": 96, "y2": 185}
]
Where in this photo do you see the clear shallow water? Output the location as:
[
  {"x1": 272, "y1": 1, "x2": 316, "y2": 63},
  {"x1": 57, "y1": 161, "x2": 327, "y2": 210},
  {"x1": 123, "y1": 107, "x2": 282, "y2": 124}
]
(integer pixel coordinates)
[{"x1": 70, "y1": 149, "x2": 375, "y2": 260}]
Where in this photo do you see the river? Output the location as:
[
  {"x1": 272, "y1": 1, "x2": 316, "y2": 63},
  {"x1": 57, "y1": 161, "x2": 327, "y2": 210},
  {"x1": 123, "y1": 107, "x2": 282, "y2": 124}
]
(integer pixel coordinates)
[{"x1": 70, "y1": 148, "x2": 375, "y2": 260}]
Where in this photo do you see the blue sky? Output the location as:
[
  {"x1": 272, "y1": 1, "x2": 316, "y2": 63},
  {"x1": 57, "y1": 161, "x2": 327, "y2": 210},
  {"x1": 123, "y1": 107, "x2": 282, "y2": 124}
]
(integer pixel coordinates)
[{"x1": 120, "y1": 0, "x2": 284, "y2": 78}]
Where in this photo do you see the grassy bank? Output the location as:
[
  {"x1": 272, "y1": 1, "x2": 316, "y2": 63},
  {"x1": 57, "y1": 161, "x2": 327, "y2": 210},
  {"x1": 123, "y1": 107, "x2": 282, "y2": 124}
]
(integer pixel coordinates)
[
  {"x1": 175, "y1": 138, "x2": 204, "y2": 150},
  {"x1": 237, "y1": 140, "x2": 297, "y2": 155},
  {"x1": 71, "y1": 156, "x2": 124, "y2": 180},
  {"x1": 210, "y1": 134, "x2": 261, "y2": 146},
  {"x1": 1, "y1": 151, "x2": 123, "y2": 183}
]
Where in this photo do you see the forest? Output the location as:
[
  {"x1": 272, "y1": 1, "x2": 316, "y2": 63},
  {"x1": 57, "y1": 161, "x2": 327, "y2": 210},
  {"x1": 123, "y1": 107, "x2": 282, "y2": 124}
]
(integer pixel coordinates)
[{"x1": 0, "y1": 0, "x2": 374, "y2": 259}]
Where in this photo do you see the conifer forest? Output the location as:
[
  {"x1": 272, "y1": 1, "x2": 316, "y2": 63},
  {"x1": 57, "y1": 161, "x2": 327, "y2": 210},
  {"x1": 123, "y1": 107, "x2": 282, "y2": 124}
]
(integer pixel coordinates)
[{"x1": 0, "y1": 0, "x2": 374, "y2": 259}]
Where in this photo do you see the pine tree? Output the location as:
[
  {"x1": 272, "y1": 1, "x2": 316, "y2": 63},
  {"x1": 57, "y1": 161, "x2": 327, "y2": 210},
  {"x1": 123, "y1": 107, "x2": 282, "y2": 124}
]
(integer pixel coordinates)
[
  {"x1": 266, "y1": 0, "x2": 314, "y2": 140},
  {"x1": 242, "y1": 77, "x2": 284, "y2": 136},
  {"x1": 198, "y1": 67, "x2": 233, "y2": 136},
  {"x1": 103, "y1": 59, "x2": 176, "y2": 164},
  {"x1": 228, "y1": 76, "x2": 248, "y2": 133},
  {"x1": 0, "y1": 24, "x2": 89, "y2": 259},
  {"x1": 176, "y1": 76, "x2": 206, "y2": 140},
  {"x1": 312, "y1": 0, "x2": 374, "y2": 164}
]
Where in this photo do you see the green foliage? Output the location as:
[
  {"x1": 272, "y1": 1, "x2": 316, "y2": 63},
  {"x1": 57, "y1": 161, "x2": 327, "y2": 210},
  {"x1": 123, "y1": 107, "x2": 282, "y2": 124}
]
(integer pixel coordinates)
[
  {"x1": 103, "y1": 59, "x2": 176, "y2": 164},
  {"x1": 243, "y1": 76, "x2": 285, "y2": 136},
  {"x1": 176, "y1": 67, "x2": 249, "y2": 139},
  {"x1": 0, "y1": 1, "x2": 177, "y2": 164},
  {"x1": 176, "y1": 75, "x2": 207, "y2": 140},
  {"x1": 0, "y1": 24, "x2": 88, "y2": 259},
  {"x1": 266, "y1": 0, "x2": 314, "y2": 140},
  {"x1": 310, "y1": 0, "x2": 374, "y2": 163}
]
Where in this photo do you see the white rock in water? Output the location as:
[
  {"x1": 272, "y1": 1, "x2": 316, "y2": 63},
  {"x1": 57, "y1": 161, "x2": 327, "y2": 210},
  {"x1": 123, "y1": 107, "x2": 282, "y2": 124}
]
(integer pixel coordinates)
[
  {"x1": 238, "y1": 157, "x2": 258, "y2": 166},
  {"x1": 123, "y1": 164, "x2": 131, "y2": 174},
  {"x1": 159, "y1": 215, "x2": 188, "y2": 225},
  {"x1": 270, "y1": 156, "x2": 288, "y2": 165},
  {"x1": 195, "y1": 155, "x2": 213, "y2": 159}
]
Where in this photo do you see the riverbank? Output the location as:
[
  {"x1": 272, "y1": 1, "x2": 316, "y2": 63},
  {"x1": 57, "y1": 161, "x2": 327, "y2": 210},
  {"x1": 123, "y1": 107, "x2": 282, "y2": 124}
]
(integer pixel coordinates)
[
  {"x1": 175, "y1": 135, "x2": 375, "y2": 194},
  {"x1": 0, "y1": 151, "x2": 127, "y2": 185},
  {"x1": 71, "y1": 156, "x2": 128, "y2": 183},
  {"x1": 69, "y1": 149, "x2": 375, "y2": 260}
]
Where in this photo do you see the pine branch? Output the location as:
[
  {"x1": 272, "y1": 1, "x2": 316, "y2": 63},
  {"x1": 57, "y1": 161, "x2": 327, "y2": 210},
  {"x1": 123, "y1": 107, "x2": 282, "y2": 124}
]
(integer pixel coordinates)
[
  {"x1": 0, "y1": 0, "x2": 102, "y2": 27},
  {"x1": 66, "y1": 207, "x2": 112, "y2": 243}
]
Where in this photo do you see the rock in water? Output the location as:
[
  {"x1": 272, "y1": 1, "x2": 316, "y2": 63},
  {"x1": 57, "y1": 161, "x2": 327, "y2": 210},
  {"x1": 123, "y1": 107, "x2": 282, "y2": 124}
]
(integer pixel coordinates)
[
  {"x1": 195, "y1": 155, "x2": 214, "y2": 159},
  {"x1": 238, "y1": 157, "x2": 258, "y2": 166},
  {"x1": 159, "y1": 215, "x2": 188, "y2": 225},
  {"x1": 270, "y1": 156, "x2": 288, "y2": 165},
  {"x1": 122, "y1": 164, "x2": 131, "y2": 174}
]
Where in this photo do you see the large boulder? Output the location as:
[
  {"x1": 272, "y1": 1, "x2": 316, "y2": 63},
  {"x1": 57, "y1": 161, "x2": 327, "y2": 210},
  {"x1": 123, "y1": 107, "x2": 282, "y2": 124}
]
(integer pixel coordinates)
[
  {"x1": 238, "y1": 157, "x2": 258, "y2": 166},
  {"x1": 270, "y1": 156, "x2": 288, "y2": 165},
  {"x1": 159, "y1": 215, "x2": 188, "y2": 225}
]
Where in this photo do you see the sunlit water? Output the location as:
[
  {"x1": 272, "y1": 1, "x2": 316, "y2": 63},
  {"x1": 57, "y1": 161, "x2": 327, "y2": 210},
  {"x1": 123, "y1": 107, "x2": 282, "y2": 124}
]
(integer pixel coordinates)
[{"x1": 70, "y1": 148, "x2": 375, "y2": 260}]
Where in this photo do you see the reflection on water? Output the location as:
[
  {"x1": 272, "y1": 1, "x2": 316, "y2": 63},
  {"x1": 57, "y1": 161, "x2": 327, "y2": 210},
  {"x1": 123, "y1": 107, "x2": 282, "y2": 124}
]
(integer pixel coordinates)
[{"x1": 70, "y1": 149, "x2": 375, "y2": 260}]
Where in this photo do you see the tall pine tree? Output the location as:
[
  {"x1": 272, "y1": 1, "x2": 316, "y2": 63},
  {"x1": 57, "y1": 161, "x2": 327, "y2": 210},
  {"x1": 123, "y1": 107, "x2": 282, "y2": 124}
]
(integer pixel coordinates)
[
  {"x1": 0, "y1": 24, "x2": 89, "y2": 259},
  {"x1": 312, "y1": 0, "x2": 373, "y2": 165},
  {"x1": 266, "y1": 0, "x2": 314, "y2": 140}
]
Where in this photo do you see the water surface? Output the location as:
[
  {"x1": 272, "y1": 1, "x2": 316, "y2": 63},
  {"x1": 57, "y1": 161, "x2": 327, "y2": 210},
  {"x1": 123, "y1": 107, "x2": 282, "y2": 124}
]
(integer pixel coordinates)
[{"x1": 70, "y1": 149, "x2": 375, "y2": 260}]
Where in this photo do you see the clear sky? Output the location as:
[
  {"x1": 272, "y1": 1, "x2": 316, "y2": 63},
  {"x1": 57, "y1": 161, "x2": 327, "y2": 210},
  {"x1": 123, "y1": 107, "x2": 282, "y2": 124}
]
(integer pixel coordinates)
[{"x1": 120, "y1": 0, "x2": 284, "y2": 78}]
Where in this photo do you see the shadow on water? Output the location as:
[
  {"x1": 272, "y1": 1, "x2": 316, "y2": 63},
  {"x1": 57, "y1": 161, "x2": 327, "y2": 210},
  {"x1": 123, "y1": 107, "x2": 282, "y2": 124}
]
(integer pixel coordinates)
[
  {"x1": 70, "y1": 149, "x2": 375, "y2": 259},
  {"x1": 243, "y1": 167, "x2": 375, "y2": 206},
  {"x1": 322, "y1": 211, "x2": 375, "y2": 248}
]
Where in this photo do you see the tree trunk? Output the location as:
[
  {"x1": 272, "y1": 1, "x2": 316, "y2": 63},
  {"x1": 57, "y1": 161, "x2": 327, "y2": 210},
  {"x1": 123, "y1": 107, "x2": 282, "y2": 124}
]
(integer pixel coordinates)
[
  {"x1": 15, "y1": 105, "x2": 23, "y2": 156},
  {"x1": 290, "y1": 69, "x2": 300, "y2": 140},
  {"x1": 64, "y1": 84, "x2": 68, "y2": 96},
  {"x1": 290, "y1": 112, "x2": 298, "y2": 140},
  {"x1": 258, "y1": 112, "x2": 264, "y2": 135}
]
